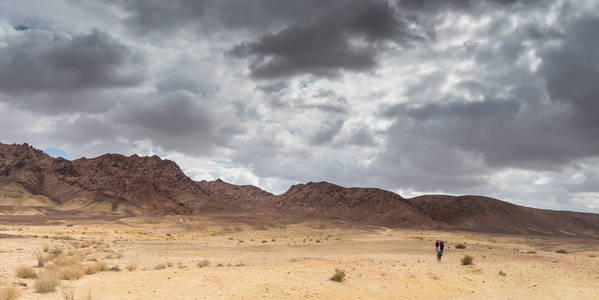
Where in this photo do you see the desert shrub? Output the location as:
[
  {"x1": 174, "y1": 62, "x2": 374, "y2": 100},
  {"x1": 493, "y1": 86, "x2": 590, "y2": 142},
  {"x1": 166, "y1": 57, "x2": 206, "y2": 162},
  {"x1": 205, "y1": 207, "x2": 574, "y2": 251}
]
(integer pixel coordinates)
[
  {"x1": 461, "y1": 255, "x2": 474, "y2": 265},
  {"x1": 455, "y1": 244, "x2": 466, "y2": 249},
  {"x1": 59, "y1": 266, "x2": 85, "y2": 280},
  {"x1": 126, "y1": 264, "x2": 137, "y2": 271},
  {"x1": 0, "y1": 286, "x2": 20, "y2": 300},
  {"x1": 166, "y1": 262, "x2": 173, "y2": 268},
  {"x1": 63, "y1": 290, "x2": 75, "y2": 300},
  {"x1": 35, "y1": 250, "x2": 48, "y2": 267},
  {"x1": 85, "y1": 262, "x2": 108, "y2": 275},
  {"x1": 555, "y1": 249, "x2": 568, "y2": 254},
  {"x1": 43, "y1": 245, "x2": 50, "y2": 253},
  {"x1": 15, "y1": 265, "x2": 37, "y2": 278},
  {"x1": 589, "y1": 254, "x2": 597, "y2": 258},
  {"x1": 109, "y1": 265, "x2": 121, "y2": 272},
  {"x1": 498, "y1": 270, "x2": 506, "y2": 276},
  {"x1": 154, "y1": 263, "x2": 166, "y2": 270},
  {"x1": 526, "y1": 251, "x2": 537, "y2": 254},
  {"x1": 54, "y1": 256, "x2": 79, "y2": 266},
  {"x1": 330, "y1": 269, "x2": 346, "y2": 282},
  {"x1": 49, "y1": 248, "x2": 63, "y2": 258},
  {"x1": 197, "y1": 260, "x2": 210, "y2": 268},
  {"x1": 34, "y1": 271, "x2": 59, "y2": 293}
]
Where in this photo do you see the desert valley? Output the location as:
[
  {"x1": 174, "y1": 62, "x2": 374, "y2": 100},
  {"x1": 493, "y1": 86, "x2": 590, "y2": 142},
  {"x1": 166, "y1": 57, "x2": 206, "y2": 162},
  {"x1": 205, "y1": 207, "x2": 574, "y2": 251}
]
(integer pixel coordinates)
[{"x1": 0, "y1": 142, "x2": 598, "y2": 299}]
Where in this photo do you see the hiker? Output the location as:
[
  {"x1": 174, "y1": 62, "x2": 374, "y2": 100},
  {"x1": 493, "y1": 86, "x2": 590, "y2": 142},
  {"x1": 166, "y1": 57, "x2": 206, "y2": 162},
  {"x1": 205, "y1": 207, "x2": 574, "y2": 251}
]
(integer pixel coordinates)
[{"x1": 436, "y1": 240, "x2": 445, "y2": 262}]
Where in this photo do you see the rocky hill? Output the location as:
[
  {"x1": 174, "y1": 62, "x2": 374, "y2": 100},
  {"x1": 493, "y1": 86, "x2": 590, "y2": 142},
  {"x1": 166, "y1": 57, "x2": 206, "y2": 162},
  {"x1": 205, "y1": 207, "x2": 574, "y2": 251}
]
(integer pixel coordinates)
[{"x1": 2, "y1": 142, "x2": 599, "y2": 238}]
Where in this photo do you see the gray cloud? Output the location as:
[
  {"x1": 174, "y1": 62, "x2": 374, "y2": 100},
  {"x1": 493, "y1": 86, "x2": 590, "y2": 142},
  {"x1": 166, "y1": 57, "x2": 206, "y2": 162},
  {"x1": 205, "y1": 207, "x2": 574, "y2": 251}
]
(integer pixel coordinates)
[
  {"x1": 230, "y1": 0, "x2": 431, "y2": 78},
  {"x1": 0, "y1": 29, "x2": 145, "y2": 93}
]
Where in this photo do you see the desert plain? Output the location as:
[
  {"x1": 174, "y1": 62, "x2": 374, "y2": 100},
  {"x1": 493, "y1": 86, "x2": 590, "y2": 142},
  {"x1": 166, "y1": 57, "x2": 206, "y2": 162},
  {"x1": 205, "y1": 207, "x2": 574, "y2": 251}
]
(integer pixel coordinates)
[{"x1": 0, "y1": 215, "x2": 597, "y2": 300}]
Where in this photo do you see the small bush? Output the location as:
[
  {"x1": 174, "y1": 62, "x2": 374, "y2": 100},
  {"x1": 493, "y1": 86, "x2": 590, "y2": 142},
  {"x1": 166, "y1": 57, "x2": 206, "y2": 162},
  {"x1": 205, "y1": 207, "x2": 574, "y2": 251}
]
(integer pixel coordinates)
[
  {"x1": 330, "y1": 269, "x2": 346, "y2": 282},
  {"x1": 85, "y1": 262, "x2": 108, "y2": 275},
  {"x1": 555, "y1": 249, "x2": 568, "y2": 254},
  {"x1": 59, "y1": 266, "x2": 85, "y2": 280},
  {"x1": 166, "y1": 262, "x2": 173, "y2": 268},
  {"x1": 498, "y1": 270, "x2": 506, "y2": 276},
  {"x1": 109, "y1": 265, "x2": 121, "y2": 272},
  {"x1": 455, "y1": 244, "x2": 466, "y2": 249},
  {"x1": 526, "y1": 251, "x2": 537, "y2": 254},
  {"x1": 126, "y1": 264, "x2": 137, "y2": 271},
  {"x1": 154, "y1": 263, "x2": 166, "y2": 270},
  {"x1": 197, "y1": 260, "x2": 210, "y2": 268},
  {"x1": 63, "y1": 290, "x2": 75, "y2": 300},
  {"x1": 0, "y1": 287, "x2": 20, "y2": 300},
  {"x1": 34, "y1": 271, "x2": 59, "y2": 293},
  {"x1": 49, "y1": 248, "x2": 63, "y2": 258},
  {"x1": 15, "y1": 265, "x2": 37, "y2": 278},
  {"x1": 35, "y1": 250, "x2": 48, "y2": 267},
  {"x1": 54, "y1": 256, "x2": 79, "y2": 267},
  {"x1": 461, "y1": 255, "x2": 474, "y2": 265}
]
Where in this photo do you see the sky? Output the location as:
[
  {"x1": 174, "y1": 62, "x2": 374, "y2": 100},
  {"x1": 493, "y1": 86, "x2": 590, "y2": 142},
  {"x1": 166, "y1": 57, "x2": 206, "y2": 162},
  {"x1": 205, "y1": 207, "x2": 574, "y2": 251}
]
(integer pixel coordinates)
[{"x1": 0, "y1": 0, "x2": 598, "y2": 212}]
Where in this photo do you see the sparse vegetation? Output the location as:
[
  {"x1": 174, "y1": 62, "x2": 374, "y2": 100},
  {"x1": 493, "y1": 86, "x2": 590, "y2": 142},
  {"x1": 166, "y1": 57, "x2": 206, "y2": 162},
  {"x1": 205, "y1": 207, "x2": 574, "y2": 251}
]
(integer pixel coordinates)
[
  {"x1": 555, "y1": 249, "x2": 568, "y2": 254},
  {"x1": 35, "y1": 250, "x2": 48, "y2": 267},
  {"x1": 154, "y1": 263, "x2": 166, "y2": 270},
  {"x1": 526, "y1": 251, "x2": 537, "y2": 254},
  {"x1": 166, "y1": 262, "x2": 173, "y2": 268},
  {"x1": 15, "y1": 265, "x2": 37, "y2": 279},
  {"x1": 126, "y1": 264, "x2": 137, "y2": 271},
  {"x1": 34, "y1": 271, "x2": 60, "y2": 293},
  {"x1": 59, "y1": 265, "x2": 85, "y2": 280},
  {"x1": 498, "y1": 270, "x2": 506, "y2": 276},
  {"x1": 197, "y1": 260, "x2": 210, "y2": 268},
  {"x1": 330, "y1": 269, "x2": 346, "y2": 282},
  {"x1": 461, "y1": 255, "x2": 474, "y2": 265},
  {"x1": 455, "y1": 243, "x2": 466, "y2": 249},
  {"x1": 63, "y1": 290, "x2": 75, "y2": 300},
  {"x1": 85, "y1": 262, "x2": 108, "y2": 274},
  {"x1": 109, "y1": 265, "x2": 121, "y2": 272},
  {"x1": 0, "y1": 286, "x2": 20, "y2": 300}
]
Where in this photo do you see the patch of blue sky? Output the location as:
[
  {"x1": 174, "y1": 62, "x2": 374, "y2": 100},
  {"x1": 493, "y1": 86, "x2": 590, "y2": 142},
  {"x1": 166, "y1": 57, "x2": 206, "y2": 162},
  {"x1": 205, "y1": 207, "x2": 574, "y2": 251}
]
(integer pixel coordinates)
[{"x1": 43, "y1": 147, "x2": 70, "y2": 159}]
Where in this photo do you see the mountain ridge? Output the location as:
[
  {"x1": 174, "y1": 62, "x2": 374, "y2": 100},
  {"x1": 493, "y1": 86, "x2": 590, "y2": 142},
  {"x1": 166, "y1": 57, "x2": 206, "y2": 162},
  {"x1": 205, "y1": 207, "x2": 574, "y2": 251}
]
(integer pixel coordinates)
[{"x1": 2, "y1": 142, "x2": 599, "y2": 239}]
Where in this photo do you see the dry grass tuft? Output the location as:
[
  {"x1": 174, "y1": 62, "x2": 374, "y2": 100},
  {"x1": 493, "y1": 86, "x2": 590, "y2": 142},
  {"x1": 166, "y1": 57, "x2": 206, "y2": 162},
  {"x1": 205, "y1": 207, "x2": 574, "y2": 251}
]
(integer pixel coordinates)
[
  {"x1": 330, "y1": 269, "x2": 346, "y2": 282},
  {"x1": 461, "y1": 255, "x2": 474, "y2": 265},
  {"x1": 15, "y1": 265, "x2": 37, "y2": 279},
  {"x1": 455, "y1": 243, "x2": 466, "y2": 249},
  {"x1": 0, "y1": 286, "x2": 20, "y2": 300},
  {"x1": 154, "y1": 263, "x2": 166, "y2": 270},
  {"x1": 555, "y1": 249, "x2": 568, "y2": 254},
  {"x1": 196, "y1": 260, "x2": 210, "y2": 268},
  {"x1": 34, "y1": 271, "x2": 60, "y2": 293},
  {"x1": 59, "y1": 265, "x2": 85, "y2": 280},
  {"x1": 84, "y1": 262, "x2": 108, "y2": 275},
  {"x1": 54, "y1": 256, "x2": 79, "y2": 267},
  {"x1": 499, "y1": 270, "x2": 507, "y2": 276},
  {"x1": 63, "y1": 290, "x2": 75, "y2": 300},
  {"x1": 166, "y1": 262, "x2": 173, "y2": 268},
  {"x1": 109, "y1": 265, "x2": 121, "y2": 272},
  {"x1": 126, "y1": 264, "x2": 137, "y2": 271},
  {"x1": 35, "y1": 250, "x2": 48, "y2": 267}
]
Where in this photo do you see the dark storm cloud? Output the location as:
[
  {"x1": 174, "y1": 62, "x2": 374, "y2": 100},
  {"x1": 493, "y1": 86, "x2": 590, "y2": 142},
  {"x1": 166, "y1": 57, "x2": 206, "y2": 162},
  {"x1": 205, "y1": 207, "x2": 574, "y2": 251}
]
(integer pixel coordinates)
[
  {"x1": 0, "y1": 29, "x2": 145, "y2": 93},
  {"x1": 540, "y1": 15, "x2": 599, "y2": 130},
  {"x1": 230, "y1": 1, "x2": 431, "y2": 78}
]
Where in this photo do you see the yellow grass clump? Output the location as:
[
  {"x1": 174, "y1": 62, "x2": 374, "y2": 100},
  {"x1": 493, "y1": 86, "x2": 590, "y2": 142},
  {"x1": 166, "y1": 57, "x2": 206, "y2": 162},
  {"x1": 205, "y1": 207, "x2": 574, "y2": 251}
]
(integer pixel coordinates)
[
  {"x1": 85, "y1": 262, "x2": 108, "y2": 275},
  {"x1": 34, "y1": 271, "x2": 60, "y2": 293},
  {"x1": 196, "y1": 260, "x2": 210, "y2": 268},
  {"x1": 126, "y1": 264, "x2": 137, "y2": 271},
  {"x1": 0, "y1": 286, "x2": 20, "y2": 300},
  {"x1": 15, "y1": 265, "x2": 37, "y2": 279},
  {"x1": 330, "y1": 269, "x2": 346, "y2": 282}
]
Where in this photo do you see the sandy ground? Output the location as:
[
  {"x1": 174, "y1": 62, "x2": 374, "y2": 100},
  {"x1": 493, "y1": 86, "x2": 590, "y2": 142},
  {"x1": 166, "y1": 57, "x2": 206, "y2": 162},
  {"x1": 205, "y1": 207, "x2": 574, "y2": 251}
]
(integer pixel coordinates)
[{"x1": 0, "y1": 216, "x2": 598, "y2": 300}]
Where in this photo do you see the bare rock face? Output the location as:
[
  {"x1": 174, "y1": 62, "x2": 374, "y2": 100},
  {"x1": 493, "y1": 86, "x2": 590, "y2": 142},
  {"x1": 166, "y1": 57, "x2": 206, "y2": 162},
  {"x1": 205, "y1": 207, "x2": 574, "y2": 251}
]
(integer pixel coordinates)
[
  {"x1": 0, "y1": 143, "x2": 210, "y2": 215},
  {"x1": 2, "y1": 142, "x2": 599, "y2": 239},
  {"x1": 275, "y1": 182, "x2": 437, "y2": 227}
]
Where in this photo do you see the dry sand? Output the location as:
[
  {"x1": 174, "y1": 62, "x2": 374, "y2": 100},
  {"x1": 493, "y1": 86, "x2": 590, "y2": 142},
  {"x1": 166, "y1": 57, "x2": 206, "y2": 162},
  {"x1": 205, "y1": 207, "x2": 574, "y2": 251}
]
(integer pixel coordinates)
[{"x1": 0, "y1": 216, "x2": 598, "y2": 299}]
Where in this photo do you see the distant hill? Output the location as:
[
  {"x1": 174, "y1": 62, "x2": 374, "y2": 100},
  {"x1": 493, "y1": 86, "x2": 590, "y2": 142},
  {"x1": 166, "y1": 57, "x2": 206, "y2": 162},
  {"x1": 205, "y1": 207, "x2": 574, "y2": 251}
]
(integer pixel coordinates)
[{"x1": 2, "y1": 142, "x2": 599, "y2": 238}]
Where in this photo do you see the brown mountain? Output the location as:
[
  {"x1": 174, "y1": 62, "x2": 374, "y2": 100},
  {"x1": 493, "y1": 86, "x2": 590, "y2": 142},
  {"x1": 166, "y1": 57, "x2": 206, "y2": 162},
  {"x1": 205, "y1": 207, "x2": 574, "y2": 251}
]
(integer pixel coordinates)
[
  {"x1": 274, "y1": 182, "x2": 436, "y2": 227},
  {"x1": 407, "y1": 195, "x2": 599, "y2": 239},
  {"x1": 2, "y1": 142, "x2": 599, "y2": 239}
]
